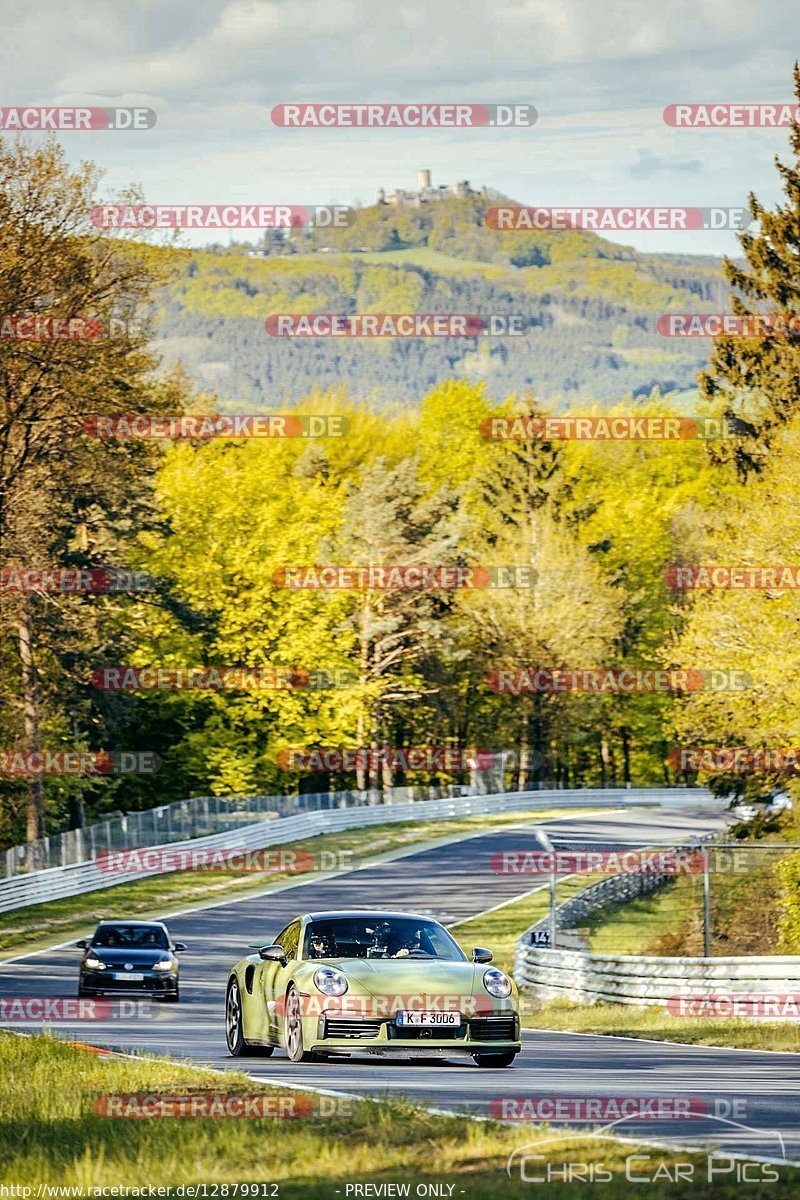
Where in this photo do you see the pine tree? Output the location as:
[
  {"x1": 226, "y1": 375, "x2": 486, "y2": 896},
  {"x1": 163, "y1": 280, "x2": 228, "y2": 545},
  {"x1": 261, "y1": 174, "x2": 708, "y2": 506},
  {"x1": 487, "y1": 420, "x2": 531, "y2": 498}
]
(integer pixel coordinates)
[{"x1": 700, "y1": 64, "x2": 800, "y2": 477}]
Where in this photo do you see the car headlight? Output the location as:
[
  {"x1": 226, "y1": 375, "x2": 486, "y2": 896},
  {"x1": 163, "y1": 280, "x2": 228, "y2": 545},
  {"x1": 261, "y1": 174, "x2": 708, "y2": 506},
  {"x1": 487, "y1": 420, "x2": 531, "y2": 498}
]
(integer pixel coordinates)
[
  {"x1": 152, "y1": 960, "x2": 173, "y2": 972},
  {"x1": 313, "y1": 966, "x2": 348, "y2": 996},
  {"x1": 84, "y1": 955, "x2": 106, "y2": 970},
  {"x1": 483, "y1": 968, "x2": 512, "y2": 998}
]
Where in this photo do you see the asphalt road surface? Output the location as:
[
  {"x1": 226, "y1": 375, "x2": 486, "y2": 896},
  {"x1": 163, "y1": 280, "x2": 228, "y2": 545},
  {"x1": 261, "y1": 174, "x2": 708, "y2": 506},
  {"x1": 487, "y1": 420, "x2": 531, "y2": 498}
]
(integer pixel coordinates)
[{"x1": 3, "y1": 803, "x2": 798, "y2": 1165}]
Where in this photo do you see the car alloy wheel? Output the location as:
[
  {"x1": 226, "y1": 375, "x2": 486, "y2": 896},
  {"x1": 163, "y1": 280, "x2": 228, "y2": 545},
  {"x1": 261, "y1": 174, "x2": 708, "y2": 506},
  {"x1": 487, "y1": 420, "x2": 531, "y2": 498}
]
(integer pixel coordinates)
[
  {"x1": 226, "y1": 978, "x2": 246, "y2": 1054},
  {"x1": 225, "y1": 976, "x2": 273, "y2": 1056},
  {"x1": 284, "y1": 984, "x2": 316, "y2": 1063}
]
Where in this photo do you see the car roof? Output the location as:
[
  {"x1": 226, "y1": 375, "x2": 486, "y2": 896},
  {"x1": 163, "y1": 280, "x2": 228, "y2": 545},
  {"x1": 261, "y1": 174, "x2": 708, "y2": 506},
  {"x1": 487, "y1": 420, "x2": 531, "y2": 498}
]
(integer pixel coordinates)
[
  {"x1": 95, "y1": 919, "x2": 168, "y2": 929},
  {"x1": 304, "y1": 911, "x2": 443, "y2": 923}
]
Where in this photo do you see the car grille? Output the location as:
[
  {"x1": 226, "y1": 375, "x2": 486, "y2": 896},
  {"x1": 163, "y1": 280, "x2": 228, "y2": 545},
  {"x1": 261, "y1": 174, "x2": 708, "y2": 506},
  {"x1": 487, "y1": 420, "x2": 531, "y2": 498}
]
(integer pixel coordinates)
[
  {"x1": 388, "y1": 1024, "x2": 464, "y2": 1041},
  {"x1": 85, "y1": 973, "x2": 174, "y2": 991},
  {"x1": 323, "y1": 1018, "x2": 383, "y2": 1039},
  {"x1": 470, "y1": 1016, "x2": 517, "y2": 1042}
]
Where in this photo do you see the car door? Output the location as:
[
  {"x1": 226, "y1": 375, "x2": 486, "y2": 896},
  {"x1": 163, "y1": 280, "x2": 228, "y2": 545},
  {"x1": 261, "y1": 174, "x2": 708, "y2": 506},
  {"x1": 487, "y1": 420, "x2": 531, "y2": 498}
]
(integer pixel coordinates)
[{"x1": 262, "y1": 919, "x2": 301, "y2": 1040}]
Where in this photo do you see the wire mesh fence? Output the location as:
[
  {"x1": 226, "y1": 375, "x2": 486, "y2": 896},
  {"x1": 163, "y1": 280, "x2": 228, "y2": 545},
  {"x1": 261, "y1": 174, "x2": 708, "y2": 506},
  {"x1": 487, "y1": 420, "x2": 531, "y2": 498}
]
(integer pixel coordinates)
[
  {"x1": 527, "y1": 841, "x2": 800, "y2": 958},
  {"x1": 1, "y1": 783, "x2": 464, "y2": 877}
]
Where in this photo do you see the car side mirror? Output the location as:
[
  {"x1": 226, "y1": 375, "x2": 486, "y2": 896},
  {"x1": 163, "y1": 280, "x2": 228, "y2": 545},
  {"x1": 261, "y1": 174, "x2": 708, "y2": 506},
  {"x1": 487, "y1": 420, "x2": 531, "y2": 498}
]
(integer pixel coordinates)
[
  {"x1": 472, "y1": 947, "x2": 493, "y2": 964},
  {"x1": 173, "y1": 942, "x2": 187, "y2": 952},
  {"x1": 258, "y1": 944, "x2": 287, "y2": 964},
  {"x1": 76, "y1": 939, "x2": 89, "y2": 950}
]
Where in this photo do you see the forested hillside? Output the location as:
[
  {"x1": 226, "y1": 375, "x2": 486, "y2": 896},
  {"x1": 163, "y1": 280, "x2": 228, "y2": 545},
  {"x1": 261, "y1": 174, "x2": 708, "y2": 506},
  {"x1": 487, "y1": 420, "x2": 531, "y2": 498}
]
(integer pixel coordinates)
[{"x1": 154, "y1": 194, "x2": 728, "y2": 407}]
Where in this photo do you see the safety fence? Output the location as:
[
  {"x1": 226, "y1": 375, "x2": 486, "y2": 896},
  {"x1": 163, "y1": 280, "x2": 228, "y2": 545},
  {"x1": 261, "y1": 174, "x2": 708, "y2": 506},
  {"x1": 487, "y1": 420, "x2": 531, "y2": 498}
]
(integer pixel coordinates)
[{"x1": 0, "y1": 787, "x2": 713, "y2": 913}]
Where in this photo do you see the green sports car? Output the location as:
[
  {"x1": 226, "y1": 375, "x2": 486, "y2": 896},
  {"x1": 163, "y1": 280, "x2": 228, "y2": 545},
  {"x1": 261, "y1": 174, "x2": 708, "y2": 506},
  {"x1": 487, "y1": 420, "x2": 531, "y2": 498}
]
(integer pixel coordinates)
[{"x1": 225, "y1": 909, "x2": 521, "y2": 1067}]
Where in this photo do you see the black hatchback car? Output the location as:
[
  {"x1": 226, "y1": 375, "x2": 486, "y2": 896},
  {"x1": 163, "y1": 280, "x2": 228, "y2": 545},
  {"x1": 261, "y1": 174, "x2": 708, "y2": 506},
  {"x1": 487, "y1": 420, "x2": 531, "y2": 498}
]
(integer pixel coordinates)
[{"x1": 77, "y1": 920, "x2": 186, "y2": 1001}]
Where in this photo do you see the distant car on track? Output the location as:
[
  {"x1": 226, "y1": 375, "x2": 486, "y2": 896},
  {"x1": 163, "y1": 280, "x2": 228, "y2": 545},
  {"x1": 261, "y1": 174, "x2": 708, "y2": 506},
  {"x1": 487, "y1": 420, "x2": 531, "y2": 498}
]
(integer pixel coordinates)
[
  {"x1": 76, "y1": 920, "x2": 186, "y2": 1001},
  {"x1": 225, "y1": 909, "x2": 521, "y2": 1067}
]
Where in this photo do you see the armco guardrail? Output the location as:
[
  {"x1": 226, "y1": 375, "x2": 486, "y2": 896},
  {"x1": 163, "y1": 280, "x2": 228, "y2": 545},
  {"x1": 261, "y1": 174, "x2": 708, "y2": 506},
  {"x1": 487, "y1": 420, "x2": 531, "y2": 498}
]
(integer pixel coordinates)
[
  {"x1": 0, "y1": 787, "x2": 713, "y2": 913},
  {"x1": 2, "y1": 785, "x2": 455, "y2": 877},
  {"x1": 514, "y1": 944, "x2": 800, "y2": 1007}
]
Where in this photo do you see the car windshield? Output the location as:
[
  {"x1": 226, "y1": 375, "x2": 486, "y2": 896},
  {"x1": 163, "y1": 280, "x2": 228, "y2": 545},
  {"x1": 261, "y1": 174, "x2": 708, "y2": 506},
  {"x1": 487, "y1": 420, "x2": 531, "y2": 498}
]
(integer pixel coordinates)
[
  {"x1": 92, "y1": 925, "x2": 168, "y2": 949},
  {"x1": 304, "y1": 917, "x2": 466, "y2": 961}
]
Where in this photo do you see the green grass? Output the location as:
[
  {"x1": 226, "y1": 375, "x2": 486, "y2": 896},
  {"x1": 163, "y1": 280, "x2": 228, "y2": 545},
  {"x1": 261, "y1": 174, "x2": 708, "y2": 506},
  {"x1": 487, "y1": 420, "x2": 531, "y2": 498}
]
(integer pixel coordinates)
[
  {"x1": 525, "y1": 1001, "x2": 800, "y2": 1053},
  {"x1": 581, "y1": 881, "x2": 691, "y2": 955},
  {"x1": 0, "y1": 807, "x2": 587, "y2": 958},
  {"x1": 2, "y1": 1032, "x2": 793, "y2": 1197}
]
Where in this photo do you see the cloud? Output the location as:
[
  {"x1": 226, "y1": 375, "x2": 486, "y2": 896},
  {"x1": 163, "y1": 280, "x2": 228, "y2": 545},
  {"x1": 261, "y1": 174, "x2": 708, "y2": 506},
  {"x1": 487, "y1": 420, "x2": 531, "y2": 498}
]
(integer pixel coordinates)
[
  {"x1": 0, "y1": 0, "x2": 797, "y2": 255},
  {"x1": 629, "y1": 149, "x2": 704, "y2": 178}
]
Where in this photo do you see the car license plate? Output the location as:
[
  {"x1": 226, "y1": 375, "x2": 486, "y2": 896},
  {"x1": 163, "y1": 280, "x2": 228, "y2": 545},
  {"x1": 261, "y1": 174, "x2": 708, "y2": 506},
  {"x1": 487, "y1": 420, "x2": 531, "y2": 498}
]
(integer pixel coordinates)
[
  {"x1": 395, "y1": 1010, "x2": 461, "y2": 1027},
  {"x1": 113, "y1": 972, "x2": 144, "y2": 981}
]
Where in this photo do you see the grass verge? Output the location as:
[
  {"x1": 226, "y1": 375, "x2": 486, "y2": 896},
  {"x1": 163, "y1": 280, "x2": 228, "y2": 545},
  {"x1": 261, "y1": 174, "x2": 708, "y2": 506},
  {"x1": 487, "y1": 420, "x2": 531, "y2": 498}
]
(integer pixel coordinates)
[
  {"x1": 524, "y1": 1001, "x2": 800, "y2": 1053},
  {"x1": 1, "y1": 1032, "x2": 794, "y2": 1197}
]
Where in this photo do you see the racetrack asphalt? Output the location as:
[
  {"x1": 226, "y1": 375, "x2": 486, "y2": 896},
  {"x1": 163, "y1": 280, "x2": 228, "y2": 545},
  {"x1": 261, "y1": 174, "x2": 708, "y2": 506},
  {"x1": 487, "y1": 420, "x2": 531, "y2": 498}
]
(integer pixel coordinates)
[{"x1": 2, "y1": 803, "x2": 797, "y2": 1164}]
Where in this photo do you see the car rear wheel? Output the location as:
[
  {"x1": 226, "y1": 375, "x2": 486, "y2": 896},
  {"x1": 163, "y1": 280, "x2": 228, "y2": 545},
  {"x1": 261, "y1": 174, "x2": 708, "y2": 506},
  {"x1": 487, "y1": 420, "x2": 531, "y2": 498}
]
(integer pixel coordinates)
[
  {"x1": 284, "y1": 984, "x2": 317, "y2": 1063},
  {"x1": 224, "y1": 979, "x2": 267, "y2": 1056},
  {"x1": 226, "y1": 978, "x2": 273, "y2": 1057},
  {"x1": 473, "y1": 1050, "x2": 518, "y2": 1068}
]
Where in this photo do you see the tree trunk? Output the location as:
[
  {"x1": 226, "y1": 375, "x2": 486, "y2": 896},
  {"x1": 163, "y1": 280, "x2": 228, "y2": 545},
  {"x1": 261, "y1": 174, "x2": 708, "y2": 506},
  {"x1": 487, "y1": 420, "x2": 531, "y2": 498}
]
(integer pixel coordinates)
[
  {"x1": 600, "y1": 735, "x2": 615, "y2": 787},
  {"x1": 621, "y1": 727, "x2": 631, "y2": 785},
  {"x1": 516, "y1": 706, "x2": 530, "y2": 790},
  {"x1": 18, "y1": 606, "x2": 45, "y2": 864},
  {"x1": 355, "y1": 620, "x2": 370, "y2": 791}
]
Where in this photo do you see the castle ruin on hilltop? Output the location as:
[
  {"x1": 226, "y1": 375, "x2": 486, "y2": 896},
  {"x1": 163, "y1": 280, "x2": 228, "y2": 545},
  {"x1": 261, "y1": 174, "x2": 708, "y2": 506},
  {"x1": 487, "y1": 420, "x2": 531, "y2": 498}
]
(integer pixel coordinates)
[{"x1": 377, "y1": 170, "x2": 478, "y2": 207}]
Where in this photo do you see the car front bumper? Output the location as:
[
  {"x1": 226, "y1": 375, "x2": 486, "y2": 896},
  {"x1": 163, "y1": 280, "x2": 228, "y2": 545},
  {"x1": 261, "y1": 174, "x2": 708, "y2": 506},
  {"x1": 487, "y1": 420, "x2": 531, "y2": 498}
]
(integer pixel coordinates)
[
  {"x1": 309, "y1": 1010, "x2": 521, "y2": 1055},
  {"x1": 80, "y1": 970, "x2": 178, "y2": 995}
]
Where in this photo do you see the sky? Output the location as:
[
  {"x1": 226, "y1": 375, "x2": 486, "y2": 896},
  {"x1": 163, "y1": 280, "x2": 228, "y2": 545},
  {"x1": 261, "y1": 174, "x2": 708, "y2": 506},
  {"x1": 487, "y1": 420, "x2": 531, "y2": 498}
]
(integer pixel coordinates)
[{"x1": 1, "y1": 0, "x2": 799, "y2": 256}]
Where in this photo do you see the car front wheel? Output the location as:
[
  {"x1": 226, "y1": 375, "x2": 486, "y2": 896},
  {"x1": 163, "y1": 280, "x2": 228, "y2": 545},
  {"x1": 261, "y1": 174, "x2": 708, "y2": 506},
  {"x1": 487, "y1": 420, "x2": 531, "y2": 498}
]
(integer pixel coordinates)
[{"x1": 284, "y1": 984, "x2": 317, "y2": 1063}]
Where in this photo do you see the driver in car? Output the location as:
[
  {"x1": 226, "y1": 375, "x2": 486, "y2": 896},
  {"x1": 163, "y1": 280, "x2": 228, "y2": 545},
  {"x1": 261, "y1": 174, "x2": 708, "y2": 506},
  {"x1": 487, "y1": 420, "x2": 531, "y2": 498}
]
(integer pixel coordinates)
[
  {"x1": 309, "y1": 929, "x2": 337, "y2": 958},
  {"x1": 372, "y1": 923, "x2": 422, "y2": 958}
]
